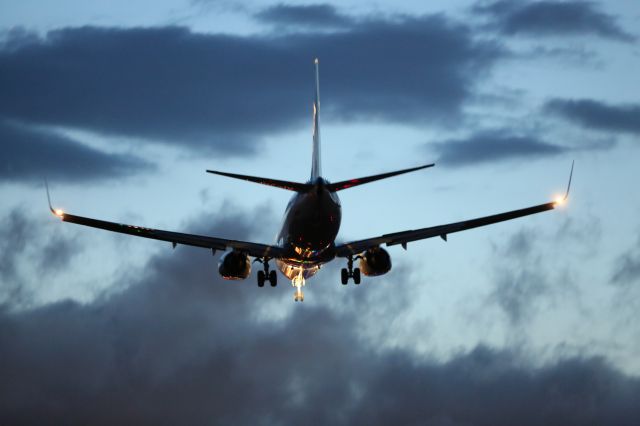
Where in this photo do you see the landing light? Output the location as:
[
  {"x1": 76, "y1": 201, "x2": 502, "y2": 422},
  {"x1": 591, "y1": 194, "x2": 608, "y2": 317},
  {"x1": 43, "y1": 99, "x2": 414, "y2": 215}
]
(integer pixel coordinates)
[
  {"x1": 553, "y1": 196, "x2": 566, "y2": 207},
  {"x1": 54, "y1": 208, "x2": 64, "y2": 217}
]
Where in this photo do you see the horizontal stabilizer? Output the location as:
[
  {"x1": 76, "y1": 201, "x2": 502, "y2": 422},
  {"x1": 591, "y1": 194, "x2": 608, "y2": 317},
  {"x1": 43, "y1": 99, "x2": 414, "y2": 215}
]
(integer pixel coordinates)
[
  {"x1": 207, "y1": 170, "x2": 312, "y2": 192},
  {"x1": 326, "y1": 163, "x2": 434, "y2": 192}
]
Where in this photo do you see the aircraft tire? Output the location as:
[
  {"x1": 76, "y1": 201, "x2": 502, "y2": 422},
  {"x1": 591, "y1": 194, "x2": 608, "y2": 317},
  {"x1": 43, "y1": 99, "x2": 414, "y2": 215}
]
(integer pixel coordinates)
[
  {"x1": 257, "y1": 270, "x2": 265, "y2": 287},
  {"x1": 353, "y1": 268, "x2": 361, "y2": 285}
]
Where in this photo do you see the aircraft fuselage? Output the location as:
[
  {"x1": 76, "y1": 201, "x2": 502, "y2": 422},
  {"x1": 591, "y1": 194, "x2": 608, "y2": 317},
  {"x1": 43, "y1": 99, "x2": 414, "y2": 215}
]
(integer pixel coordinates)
[{"x1": 276, "y1": 178, "x2": 341, "y2": 280}]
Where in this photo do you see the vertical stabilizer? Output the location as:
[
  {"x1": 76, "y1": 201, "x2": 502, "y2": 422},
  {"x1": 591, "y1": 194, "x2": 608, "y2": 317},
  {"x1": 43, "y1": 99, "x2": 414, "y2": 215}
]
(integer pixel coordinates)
[{"x1": 311, "y1": 58, "x2": 322, "y2": 180}]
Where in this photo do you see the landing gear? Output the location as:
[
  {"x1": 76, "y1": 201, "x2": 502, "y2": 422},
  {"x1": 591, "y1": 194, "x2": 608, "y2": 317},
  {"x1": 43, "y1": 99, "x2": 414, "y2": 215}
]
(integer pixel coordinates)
[
  {"x1": 292, "y1": 271, "x2": 305, "y2": 302},
  {"x1": 256, "y1": 258, "x2": 277, "y2": 287},
  {"x1": 341, "y1": 255, "x2": 361, "y2": 285}
]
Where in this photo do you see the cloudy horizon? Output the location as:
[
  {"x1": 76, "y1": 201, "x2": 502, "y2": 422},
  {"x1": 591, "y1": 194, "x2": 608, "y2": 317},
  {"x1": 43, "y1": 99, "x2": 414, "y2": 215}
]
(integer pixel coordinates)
[{"x1": 2, "y1": 1, "x2": 640, "y2": 424}]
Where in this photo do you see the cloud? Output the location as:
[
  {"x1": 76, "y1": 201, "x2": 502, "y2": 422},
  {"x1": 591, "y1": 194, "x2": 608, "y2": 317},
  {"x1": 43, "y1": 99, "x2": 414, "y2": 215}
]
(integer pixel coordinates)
[
  {"x1": 254, "y1": 3, "x2": 352, "y2": 28},
  {"x1": 475, "y1": 0, "x2": 634, "y2": 41},
  {"x1": 0, "y1": 120, "x2": 151, "y2": 184},
  {"x1": 0, "y1": 18, "x2": 503, "y2": 152},
  {"x1": 0, "y1": 208, "x2": 34, "y2": 283},
  {"x1": 546, "y1": 98, "x2": 640, "y2": 135},
  {"x1": 484, "y1": 214, "x2": 604, "y2": 339},
  {"x1": 36, "y1": 232, "x2": 80, "y2": 275},
  {"x1": 1, "y1": 296, "x2": 639, "y2": 424},
  {"x1": 1, "y1": 205, "x2": 639, "y2": 424},
  {"x1": 432, "y1": 129, "x2": 566, "y2": 166},
  {"x1": 488, "y1": 229, "x2": 551, "y2": 327},
  {"x1": 0, "y1": 207, "x2": 81, "y2": 307},
  {"x1": 611, "y1": 234, "x2": 640, "y2": 286},
  {"x1": 519, "y1": 45, "x2": 602, "y2": 67}
]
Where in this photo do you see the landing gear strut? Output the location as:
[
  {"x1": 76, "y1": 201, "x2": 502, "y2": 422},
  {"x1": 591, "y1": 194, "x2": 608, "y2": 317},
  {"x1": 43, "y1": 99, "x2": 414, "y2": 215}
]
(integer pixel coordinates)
[
  {"x1": 292, "y1": 271, "x2": 305, "y2": 302},
  {"x1": 256, "y1": 258, "x2": 277, "y2": 287},
  {"x1": 341, "y1": 255, "x2": 361, "y2": 285}
]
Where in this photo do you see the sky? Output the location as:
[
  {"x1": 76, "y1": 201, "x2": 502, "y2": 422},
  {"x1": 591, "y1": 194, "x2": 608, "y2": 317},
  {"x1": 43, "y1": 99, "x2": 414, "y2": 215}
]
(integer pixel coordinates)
[{"x1": 1, "y1": 0, "x2": 640, "y2": 424}]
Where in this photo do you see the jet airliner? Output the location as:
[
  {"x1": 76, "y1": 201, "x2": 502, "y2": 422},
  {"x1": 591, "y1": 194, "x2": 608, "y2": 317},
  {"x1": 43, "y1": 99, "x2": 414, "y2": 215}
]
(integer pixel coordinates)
[{"x1": 48, "y1": 59, "x2": 573, "y2": 301}]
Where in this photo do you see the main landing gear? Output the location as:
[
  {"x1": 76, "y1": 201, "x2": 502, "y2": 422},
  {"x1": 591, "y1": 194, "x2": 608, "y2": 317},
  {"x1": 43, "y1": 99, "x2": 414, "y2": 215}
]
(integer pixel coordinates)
[
  {"x1": 341, "y1": 255, "x2": 361, "y2": 285},
  {"x1": 256, "y1": 258, "x2": 277, "y2": 288}
]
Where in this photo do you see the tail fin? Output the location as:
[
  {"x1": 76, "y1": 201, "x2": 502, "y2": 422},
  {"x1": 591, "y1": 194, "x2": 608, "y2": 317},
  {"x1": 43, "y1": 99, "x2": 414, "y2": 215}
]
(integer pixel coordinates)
[
  {"x1": 311, "y1": 58, "x2": 322, "y2": 181},
  {"x1": 326, "y1": 163, "x2": 435, "y2": 192}
]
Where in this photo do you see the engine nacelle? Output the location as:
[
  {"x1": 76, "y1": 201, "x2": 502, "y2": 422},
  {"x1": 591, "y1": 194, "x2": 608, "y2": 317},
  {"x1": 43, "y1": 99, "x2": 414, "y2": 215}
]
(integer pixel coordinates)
[
  {"x1": 218, "y1": 250, "x2": 251, "y2": 280},
  {"x1": 358, "y1": 246, "x2": 392, "y2": 276}
]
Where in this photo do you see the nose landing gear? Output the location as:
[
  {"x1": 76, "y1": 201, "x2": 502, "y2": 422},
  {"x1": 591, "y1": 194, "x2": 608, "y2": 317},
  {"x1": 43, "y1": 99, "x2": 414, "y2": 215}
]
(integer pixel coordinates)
[
  {"x1": 292, "y1": 272, "x2": 305, "y2": 302},
  {"x1": 341, "y1": 255, "x2": 361, "y2": 285}
]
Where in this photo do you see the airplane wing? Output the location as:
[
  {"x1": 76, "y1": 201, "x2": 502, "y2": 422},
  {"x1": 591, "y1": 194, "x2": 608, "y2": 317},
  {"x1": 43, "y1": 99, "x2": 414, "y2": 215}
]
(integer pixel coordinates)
[
  {"x1": 48, "y1": 207, "x2": 284, "y2": 259},
  {"x1": 335, "y1": 201, "x2": 558, "y2": 257},
  {"x1": 335, "y1": 163, "x2": 574, "y2": 257}
]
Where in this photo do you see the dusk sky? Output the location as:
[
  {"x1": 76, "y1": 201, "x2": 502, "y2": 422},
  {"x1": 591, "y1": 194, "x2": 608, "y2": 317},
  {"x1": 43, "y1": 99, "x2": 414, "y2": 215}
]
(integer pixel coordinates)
[{"x1": 1, "y1": 0, "x2": 640, "y2": 424}]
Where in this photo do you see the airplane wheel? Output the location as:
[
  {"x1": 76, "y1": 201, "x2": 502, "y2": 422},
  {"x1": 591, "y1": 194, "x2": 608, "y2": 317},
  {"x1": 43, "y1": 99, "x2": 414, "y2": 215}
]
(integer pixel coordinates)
[
  {"x1": 257, "y1": 270, "x2": 265, "y2": 287},
  {"x1": 341, "y1": 268, "x2": 349, "y2": 285},
  {"x1": 269, "y1": 270, "x2": 277, "y2": 287},
  {"x1": 353, "y1": 268, "x2": 361, "y2": 285}
]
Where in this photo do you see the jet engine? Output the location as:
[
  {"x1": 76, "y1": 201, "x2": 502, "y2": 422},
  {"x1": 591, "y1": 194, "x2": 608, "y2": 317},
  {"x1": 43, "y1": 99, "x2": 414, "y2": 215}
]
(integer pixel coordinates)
[
  {"x1": 218, "y1": 250, "x2": 251, "y2": 280},
  {"x1": 358, "y1": 246, "x2": 392, "y2": 276}
]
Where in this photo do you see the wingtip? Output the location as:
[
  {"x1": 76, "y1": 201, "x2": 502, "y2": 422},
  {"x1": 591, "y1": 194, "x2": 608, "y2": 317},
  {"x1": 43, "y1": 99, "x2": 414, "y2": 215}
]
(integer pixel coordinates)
[
  {"x1": 44, "y1": 179, "x2": 64, "y2": 218},
  {"x1": 45, "y1": 178, "x2": 53, "y2": 213},
  {"x1": 564, "y1": 160, "x2": 574, "y2": 201},
  {"x1": 553, "y1": 161, "x2": 574, "y2": 208}
]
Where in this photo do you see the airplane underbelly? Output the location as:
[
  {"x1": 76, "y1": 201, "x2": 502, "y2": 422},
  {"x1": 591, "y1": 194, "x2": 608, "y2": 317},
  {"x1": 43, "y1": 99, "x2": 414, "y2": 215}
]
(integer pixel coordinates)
[{"x1": 276, "y1": 259, "x2": 321, "y2": 280}]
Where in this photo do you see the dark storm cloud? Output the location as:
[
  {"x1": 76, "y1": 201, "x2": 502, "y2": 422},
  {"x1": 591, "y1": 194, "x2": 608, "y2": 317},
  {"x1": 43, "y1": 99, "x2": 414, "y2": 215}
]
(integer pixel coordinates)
[
  {"x1": 475, "y1": 0, "x2": 634, "y2": 41},
  {"x1": 546, "y1": 98, "x2": 640, "y2": 135},
  {"x1": 0, "y1": 18, "x2": 503, "y2": 152},
  {"x1": 0, "y1": 120, "x2": 151, "y2": 184},
  {"x1": 433, "y1": 129, "x2": 566, "y2": 166},
  {"x1": 2, "y1": 293, "x2": 640, "y2": 424},
  {"x1": 1, "y1": 207, "x2": 640, "y2": 424},
  {"x1": 255, "y1": 3, "x2": 352, "y2": 27}
]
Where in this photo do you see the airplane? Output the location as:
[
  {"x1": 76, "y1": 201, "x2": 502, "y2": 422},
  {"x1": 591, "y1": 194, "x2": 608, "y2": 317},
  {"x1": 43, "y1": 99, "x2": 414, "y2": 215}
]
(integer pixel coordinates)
[{"x1": 47, "y1": 58, "x2": 573, "y2": 302}]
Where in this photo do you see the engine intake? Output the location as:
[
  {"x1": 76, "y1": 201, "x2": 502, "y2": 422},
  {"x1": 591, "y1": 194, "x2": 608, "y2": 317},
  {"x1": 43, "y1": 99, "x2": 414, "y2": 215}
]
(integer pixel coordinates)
[
  {"x1": 218, "y1": 250, "x2": 251, "y2": 280},
  {"x1": 359, "y1": 246, "x2": 392, "y2": 276}
]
